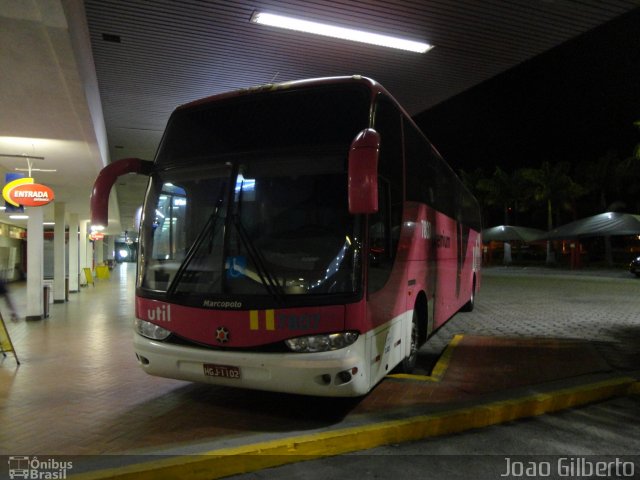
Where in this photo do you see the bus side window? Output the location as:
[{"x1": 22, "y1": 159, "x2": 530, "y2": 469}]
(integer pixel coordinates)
[
  {"x1": 369, "y1": 95, "x2": 403, "y2": 295},
  {"x1": 404, "y1": 119, "x2": 436, "y2": 205},
  {"x1": 368, "y1": 177, "x2": 391, "y2": 293}
]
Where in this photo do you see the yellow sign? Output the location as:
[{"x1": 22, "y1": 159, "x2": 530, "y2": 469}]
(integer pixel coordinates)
[
  {"x1": 83, "y1": 268, "x2": 94, "y2": 286},
  {"x1": 2, "y1": 177, "x2": 55, "y2": 207},
  {"x1": 95, "y1": 265, "x2": 110, "y2": 279},
  {"x1": 2, "y1": 177, "x2": 34, "y2": 207},
  {"x1": 0, "y1": 314, "x2": 20, "y2": 365}
]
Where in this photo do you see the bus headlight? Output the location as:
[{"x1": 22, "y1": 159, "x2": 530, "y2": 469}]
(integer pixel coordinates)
[
  {"x1": 135, "y1": 319, "x2": 171, "y2": 340},
  {"x1": 285, "y1": 331, "x2": 359, "y2": 353}
]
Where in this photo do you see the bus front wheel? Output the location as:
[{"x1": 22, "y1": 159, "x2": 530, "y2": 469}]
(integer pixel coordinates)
[
  {"x1": 398, "y1": 309, "x2": 419, "y2": 373},
  {"x1": 461, "y1": 276, "x2": 476, "y2": 312}
]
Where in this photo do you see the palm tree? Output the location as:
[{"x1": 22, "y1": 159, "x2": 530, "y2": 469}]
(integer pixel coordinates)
[
  {"x1": 474, "y1": 167, "x2": 530, "y2": 264},
  {"x1": 476, "y1": 166, "x2": 520, "y2": 225},
  {"x1": 634, "y1": 120, "x2": 640, "y2": 161},
  {"x1": 578, "y1": 149, "x2": 623, "y2": 213},
  {"x1": 577, "y1": 149, "x2": 637, "y2": 265},
  {"x1": 458, "y1": 167, "x2": 487, "y2": 217},
  {"x1": 519, "y1": 161, "x2": 581, "y2": 264},
  {"x1": 617, "y1": 121, "x2": 640, "y2": 212},
  {"x1": 615, "y1": 155, "x2": 640, "y2": 213}
]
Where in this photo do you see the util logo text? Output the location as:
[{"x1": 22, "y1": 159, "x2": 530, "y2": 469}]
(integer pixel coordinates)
[{"x1": 147, "y1": 304, "x2": 171, "y2": 322}]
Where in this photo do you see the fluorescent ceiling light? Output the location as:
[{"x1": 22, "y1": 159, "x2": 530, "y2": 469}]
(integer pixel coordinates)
[
  {"x1": 9, "y1": 215, "x2": 29, "y2": 220},
  {"x1": 250, "y1": 12, "x2": 433, "y2": 54}
]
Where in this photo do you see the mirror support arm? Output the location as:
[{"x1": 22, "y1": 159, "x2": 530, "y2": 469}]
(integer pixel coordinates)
[{"x1": 90, "y1": 157, "x2": 153, "y2": 228}]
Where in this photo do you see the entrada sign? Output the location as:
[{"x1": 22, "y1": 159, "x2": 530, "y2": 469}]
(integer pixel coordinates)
[{"x1": 2, "y1": 177, "x2": 55, "y2": 207}]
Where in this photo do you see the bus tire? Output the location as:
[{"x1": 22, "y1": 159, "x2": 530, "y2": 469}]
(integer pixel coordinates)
[
  {"x1": 461, "y1": 275, "x2": 476, "y2": 312},
  {"x1": 398, "y1": 309, "x2": 419, "y2": 373}
]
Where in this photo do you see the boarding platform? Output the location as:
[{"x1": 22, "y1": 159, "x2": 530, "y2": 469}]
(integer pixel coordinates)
[{"x1": 0, "y1": 264, "x2": 638, "y2": 479}]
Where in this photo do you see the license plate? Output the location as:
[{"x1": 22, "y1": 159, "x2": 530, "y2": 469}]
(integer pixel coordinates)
[{"x1": 203, "y1": 363, "x2": 241, "y2": 379}]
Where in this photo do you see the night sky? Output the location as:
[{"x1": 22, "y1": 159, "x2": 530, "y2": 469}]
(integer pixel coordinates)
[{"x1": 415, "y1": 7, "x2": 640, "y2": 174}]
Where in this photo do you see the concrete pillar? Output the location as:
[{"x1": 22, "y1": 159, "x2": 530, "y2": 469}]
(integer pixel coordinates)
[
  {"x1": 86, "y1": 228, "x2": 94, "y2": 270},
  {"x1": 107, "y1": 235, "x2": 115, "y2": 263},
  {"x1": 26, "y1": 207, "x2": 44, "y2": 320},
  {"x1": 96, "y1": 239, "x2": 104, "y2": 264},
  {"x1": 79, "y1": 220, "x2": 88, "y2": 286},
  {"x1": 53, "y1": 202, "x2": 66, "y2": 303},
  {"x1": 68, "y1": 213, "x2": 79, "y2": 293}
]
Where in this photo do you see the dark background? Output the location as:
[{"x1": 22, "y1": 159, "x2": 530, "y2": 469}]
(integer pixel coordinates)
[{"x1": 415, "y1": 7, "x2": 640, "y2": 174}]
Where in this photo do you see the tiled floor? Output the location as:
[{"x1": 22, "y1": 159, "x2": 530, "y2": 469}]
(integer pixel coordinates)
[
  {"x1": 0, "y1": 265, "x2": 637, "y2": 456},
  {"x1": 0, "y1": 264, "x2": 376, "y2": 455},
  {"x1": 1, "y1": 264, "x2": 187, "y2": 454}
]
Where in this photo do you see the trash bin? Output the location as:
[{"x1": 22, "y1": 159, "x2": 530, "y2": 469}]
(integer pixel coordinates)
[{"x1": 43, "y1": 285, "x2": 51, "y2": 318}]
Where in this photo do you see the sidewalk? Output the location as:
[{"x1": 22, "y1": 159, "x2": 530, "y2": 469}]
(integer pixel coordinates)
[
  {"x1": 483, "y1": 264, "x2": 636, "y2": 280},
  {"x1": 1, "y1": 264, "x2": 638, "y2": 480}
]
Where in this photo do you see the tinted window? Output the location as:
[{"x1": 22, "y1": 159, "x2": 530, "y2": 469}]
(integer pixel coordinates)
[
  {"x1": 156, "y1": 85, "x2": 370, "y2": 167},
  {"x1": 368, "y1": 96, "x2": 403, "y2": 294},
  {"x1": 404, "y1": 120, "x2": 436, "y2": 206}
]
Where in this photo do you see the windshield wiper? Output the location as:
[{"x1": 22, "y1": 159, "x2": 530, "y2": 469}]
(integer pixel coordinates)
[
  {"x1": 167, "y1": 187, "x2": 225, "y2": 296},
  {"x1": 231, "y1": 179, "x2": 285, "y2": 302}
]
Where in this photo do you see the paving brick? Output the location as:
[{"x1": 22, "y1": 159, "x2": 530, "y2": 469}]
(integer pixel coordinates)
[{"x1": 0, "y1": 265, "x2": 637, "y2": 455}]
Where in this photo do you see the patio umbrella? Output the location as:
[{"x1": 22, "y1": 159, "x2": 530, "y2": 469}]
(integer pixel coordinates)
[
  {"x1": 482, "y1": 225, "x2": 546, "y2": 243},
  {"x1": 543, "y1": 212, "x2": 640, "y2": 240}
]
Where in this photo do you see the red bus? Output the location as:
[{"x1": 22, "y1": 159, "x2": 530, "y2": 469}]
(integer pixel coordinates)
[{"x1": 91, "y1": 76, "x2": 481, "y2": 397}]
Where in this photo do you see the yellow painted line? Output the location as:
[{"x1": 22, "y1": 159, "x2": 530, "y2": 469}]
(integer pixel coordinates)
[
  {"x1": 629, "y1": 382, "x2": 640, "y2": 396},
  {"x1": 388, "y1": 333, "x2": 464, "y2": 383},
  {"x1": 249, "y1": 310, "x2": 258, "y2": 330},
  {"x1": 389, "y1": 373, "x2": 439, "y2": 382},
  {"x1": 70, "y1": 376, "x2": 635, "y2": 480},
  {"x1": 430, "y1": 333, "x2": 463, "y2": 380},
  {"x1": 250, "y1": 310, "x2": 275, "y2": 330},
  {"x1": 266, "y1": 309, "x2": 275, "y2": 331}
]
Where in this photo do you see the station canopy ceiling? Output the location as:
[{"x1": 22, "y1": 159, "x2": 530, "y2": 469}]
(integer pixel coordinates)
[{"x1": 1, "y1": 1, "x2": 637, "y2": 236}]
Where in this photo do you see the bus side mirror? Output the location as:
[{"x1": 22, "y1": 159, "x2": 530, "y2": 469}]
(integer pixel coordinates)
[
  {"x1": 91, "y1": 157, "x2": 153, "y2": 229},
  {"x1": 348, "y1": 128, "x2": 380, "y2": 214}
]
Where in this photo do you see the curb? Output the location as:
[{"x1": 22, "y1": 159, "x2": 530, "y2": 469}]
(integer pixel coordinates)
[
  {"x1": 71, "y1": 376, "x2": 636, "y2": 480},
  {"x1": 387, "y1": 333, "x2": 463, "y2": 382}
]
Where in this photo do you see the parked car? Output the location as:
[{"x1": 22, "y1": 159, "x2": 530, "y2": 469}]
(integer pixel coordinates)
[{"x1": 630, "y1": 256, "x2": 640, "y2": 277}]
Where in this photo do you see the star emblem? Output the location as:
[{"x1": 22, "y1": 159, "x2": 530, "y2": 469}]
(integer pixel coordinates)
[{"x1": 215, "y1": 326, "x2": 230, "y2": 343}]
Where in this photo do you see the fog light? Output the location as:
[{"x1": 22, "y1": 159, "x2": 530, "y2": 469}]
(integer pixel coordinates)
[
  {"x1": 136, "y1": 353, "x2": 150, "y2": 365},
  {"x1": 336, "y1": 370, "x2": 352, "y2": 384}
]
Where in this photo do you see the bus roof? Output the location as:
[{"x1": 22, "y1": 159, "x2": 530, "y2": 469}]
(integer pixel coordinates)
[{"x1": 177, "y1": 75, "x2": 389, "y2": 111}]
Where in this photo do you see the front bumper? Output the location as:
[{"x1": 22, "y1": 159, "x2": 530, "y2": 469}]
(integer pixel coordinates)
[{"x1": 133, "y1": 332, "x2": 370, "y2": 397}]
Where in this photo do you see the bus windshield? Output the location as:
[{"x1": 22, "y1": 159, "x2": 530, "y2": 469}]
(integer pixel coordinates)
[
  {"x1": 139, "y1": 152, "x2": 361, "y2": 301},
  {"x1": 138, "y1": 83, "x2": 369, "y2": 304}
]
